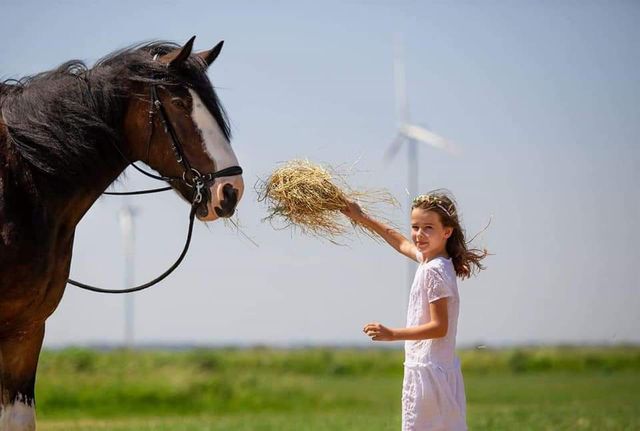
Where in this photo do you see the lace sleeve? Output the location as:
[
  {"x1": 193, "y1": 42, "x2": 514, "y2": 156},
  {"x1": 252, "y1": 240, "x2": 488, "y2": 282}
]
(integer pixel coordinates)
[{"x1": 424, "y1": 267, "x2": 452, "y2": 303}]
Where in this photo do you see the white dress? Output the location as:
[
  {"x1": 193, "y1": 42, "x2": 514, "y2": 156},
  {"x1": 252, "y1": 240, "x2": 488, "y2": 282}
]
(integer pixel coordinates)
[{"x1": 402, "y1": 254, "x2": 467, "y2": 431}]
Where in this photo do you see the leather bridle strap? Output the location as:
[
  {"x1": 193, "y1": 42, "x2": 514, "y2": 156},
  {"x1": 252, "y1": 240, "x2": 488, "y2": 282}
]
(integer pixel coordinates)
[
  {"x1": 67, "y1": 203, "x2": 197, "y2": 294},
  {"x1": 151, "y1": 85, "x2": 195, "y2": 181}
]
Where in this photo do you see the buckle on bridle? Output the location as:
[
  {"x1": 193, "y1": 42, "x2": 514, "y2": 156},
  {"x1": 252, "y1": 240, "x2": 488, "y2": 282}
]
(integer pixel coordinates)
[{"x1": 193, "y1": 181, "x2": 204, "y2": 204}]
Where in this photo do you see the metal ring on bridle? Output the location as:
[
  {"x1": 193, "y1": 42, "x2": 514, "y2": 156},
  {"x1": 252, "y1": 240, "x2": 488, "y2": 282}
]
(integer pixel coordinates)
[{"x1": 182, "y1": 167, "x2": 203, "y2": 188}]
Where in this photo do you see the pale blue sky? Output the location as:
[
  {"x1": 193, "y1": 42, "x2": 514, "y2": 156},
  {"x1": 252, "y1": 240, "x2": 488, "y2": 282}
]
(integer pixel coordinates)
[{"x1": 2, "y1": 1, "x2": 638, "y2": 347}]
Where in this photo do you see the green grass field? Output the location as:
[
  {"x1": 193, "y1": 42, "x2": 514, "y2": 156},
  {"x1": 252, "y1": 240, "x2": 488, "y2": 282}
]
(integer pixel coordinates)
[{"x1": 36, "y1": 346, "x2": 640, "y2": 430}]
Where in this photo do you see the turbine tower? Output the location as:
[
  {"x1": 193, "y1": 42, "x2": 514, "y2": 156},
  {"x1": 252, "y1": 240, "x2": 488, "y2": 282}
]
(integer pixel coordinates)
[
  {"x1": 119, "y1": 204, "x2": 138, "y2": 349},
  {"x1": 384, "y1": 34, "x2": 460, "y2": 290}
]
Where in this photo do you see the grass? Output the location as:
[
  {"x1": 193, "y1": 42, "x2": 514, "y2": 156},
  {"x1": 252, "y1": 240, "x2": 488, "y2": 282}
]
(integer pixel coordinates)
[{"x1": 35, "y1": 346, "x2": 640, "y2": 430}]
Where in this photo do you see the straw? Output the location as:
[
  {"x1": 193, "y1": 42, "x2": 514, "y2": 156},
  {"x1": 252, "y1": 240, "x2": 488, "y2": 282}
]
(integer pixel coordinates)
[{"x1": 256, "y1": 159, "x2": 397, "y2": 241}]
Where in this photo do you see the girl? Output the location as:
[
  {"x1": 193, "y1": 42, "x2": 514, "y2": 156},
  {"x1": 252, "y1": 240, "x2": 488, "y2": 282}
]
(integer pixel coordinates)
[{"x1": 341, "y1": 190, "x2": 487, "y2": 431}]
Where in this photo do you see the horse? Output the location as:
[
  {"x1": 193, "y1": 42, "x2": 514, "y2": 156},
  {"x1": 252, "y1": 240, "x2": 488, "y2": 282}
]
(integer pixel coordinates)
[{"x1": 0, "y1": 36, "x2": 244, "y2": 430}]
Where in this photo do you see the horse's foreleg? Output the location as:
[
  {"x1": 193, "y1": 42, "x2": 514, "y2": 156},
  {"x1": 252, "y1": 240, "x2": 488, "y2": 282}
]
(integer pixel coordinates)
[{"x1": 0, "y1": 324, "x2": 44, "y2": 431}]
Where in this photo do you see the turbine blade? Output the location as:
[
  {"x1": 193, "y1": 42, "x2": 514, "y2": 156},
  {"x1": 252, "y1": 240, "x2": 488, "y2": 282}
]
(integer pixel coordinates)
[
  {"x1": 383, "y1": 134, "x2": 405, "y2": 163},
  {"x1": 400, "y1": 124, "x2": 461, "y2": 155}
]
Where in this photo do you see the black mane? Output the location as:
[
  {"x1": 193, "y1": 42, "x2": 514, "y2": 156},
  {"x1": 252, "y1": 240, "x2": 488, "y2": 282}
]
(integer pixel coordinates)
[{"x1": 0, "y1": 41, "x2": 231, "y2": 188}]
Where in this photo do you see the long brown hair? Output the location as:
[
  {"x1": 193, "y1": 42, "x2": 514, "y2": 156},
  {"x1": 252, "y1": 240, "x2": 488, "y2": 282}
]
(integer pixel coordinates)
[{"x1": 412, "y1": 190, "x2": 488, "y2": 279}]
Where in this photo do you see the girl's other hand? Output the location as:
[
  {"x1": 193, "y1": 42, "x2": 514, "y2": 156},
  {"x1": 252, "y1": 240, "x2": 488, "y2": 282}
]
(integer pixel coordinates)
[
  {"x1": 341, "y1": 200, "x2": 365, "y2": 221},
  {"x1": 363, "y1": 322, "x2": 395, "y2": 341}
]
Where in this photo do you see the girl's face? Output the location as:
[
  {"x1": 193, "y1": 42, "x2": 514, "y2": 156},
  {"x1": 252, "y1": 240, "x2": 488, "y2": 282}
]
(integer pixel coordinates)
[{"x1": 411, "y1": 208, "x2": 453, "y2": 258}]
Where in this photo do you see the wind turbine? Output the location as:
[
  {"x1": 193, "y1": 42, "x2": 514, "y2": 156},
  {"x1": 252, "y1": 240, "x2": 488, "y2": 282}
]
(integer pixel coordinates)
[{"x1": 384, "y1": 34, "x2": 460, "y2": 290}]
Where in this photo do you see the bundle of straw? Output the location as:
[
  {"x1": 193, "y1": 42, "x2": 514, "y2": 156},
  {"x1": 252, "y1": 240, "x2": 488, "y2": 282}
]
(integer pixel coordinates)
[{"x1": 256, "y1": 159, "x2": 397, "y2": 240}]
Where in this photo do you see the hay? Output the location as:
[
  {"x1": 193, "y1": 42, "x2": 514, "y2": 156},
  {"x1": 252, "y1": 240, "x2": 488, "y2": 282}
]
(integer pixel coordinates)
[{"x1": 256, "y1": 160, "x2": 397, "y2": 241}]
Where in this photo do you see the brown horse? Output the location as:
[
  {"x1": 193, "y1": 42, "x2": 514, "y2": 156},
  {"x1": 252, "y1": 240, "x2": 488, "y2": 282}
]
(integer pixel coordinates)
[{"x1": 0, "y1": 36, "x2": 244, "y2": 430}]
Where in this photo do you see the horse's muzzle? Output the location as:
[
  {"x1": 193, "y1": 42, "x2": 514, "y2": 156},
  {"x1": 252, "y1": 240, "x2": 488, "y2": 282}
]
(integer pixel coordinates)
[
  {"x1": 196, "y1": 175, "x2": 244, "y2": 221},
  {"x1": 214, "y1": 183, "x2": 239, "y2": 218}
]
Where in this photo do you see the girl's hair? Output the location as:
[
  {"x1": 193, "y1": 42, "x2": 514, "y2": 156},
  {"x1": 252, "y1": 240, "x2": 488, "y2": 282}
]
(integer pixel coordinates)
[{"x1": 412, "y1": 190, "x2": 488, "y2": 279}]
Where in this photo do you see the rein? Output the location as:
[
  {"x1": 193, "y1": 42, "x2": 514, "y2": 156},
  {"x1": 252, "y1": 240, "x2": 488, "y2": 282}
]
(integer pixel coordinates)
[{"x1": 67, "y1": 84, "x2": 242, "y2": 294}]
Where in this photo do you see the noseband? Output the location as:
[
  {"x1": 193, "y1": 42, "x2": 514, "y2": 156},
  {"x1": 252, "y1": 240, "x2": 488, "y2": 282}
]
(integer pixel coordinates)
[{"x1": 68, "y1": 84, "x2": 242, "y2": 294}]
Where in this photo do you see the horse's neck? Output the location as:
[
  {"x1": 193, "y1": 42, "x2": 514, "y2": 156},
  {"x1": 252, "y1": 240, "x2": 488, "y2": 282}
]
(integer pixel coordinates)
[
  {"x1": 1, "y1": 138, "x2": 128, "y2": 242},
  {"x1": 2, "y1": 71, "x2": 134, "y2": 219},
  {"x1": 48, "y1": 161, "x2": 129, "y2": 229}
]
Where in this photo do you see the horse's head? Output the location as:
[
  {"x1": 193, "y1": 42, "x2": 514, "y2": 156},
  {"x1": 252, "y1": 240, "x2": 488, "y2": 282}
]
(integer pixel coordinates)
[{"x1": 123, "y1": 36, "x2": 244, "y2": 221}]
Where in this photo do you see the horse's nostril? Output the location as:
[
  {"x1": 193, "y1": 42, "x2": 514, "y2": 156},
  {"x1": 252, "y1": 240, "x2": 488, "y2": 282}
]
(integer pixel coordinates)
[
  {"x1": 222, "y1": 183, "x2": 236, "y2": 201},
  {"x1": 214, "y1": 185, "x2": 238, "y2": 218}
]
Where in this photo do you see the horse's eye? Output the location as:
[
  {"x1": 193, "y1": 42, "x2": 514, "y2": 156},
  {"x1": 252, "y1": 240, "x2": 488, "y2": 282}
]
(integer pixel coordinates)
[{"x1": 171, "y1": 98, "x2": 187, "y2": 109}]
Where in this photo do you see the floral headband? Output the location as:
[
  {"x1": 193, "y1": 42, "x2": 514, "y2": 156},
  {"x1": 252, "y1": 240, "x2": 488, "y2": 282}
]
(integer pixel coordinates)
[{"x1": 412, "y1": 194, "x2": 455, "y2": 217}]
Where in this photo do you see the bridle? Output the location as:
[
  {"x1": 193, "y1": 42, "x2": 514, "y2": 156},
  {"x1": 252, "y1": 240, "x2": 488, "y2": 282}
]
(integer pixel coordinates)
[{"x1": 67, "y1": 83, "x2": 242, "y2": 294}]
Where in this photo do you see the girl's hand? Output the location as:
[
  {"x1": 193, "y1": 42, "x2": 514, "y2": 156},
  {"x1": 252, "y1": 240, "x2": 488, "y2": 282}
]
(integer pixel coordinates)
[
  {"x1": 363, "y1": 322, "x2": 395, "y2": 341},
  {"x1": 341, "y1": 200, "x2": 365, "y2": 222}
]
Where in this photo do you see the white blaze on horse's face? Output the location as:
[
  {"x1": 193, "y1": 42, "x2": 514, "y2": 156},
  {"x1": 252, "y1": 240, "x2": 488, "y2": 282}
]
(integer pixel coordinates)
[
  {"x1": 0, "y1": 396, "x2": 36, "y2": 431},
  {"x1": 188, "y1": 89, "x2": 244, "y2": 221}
]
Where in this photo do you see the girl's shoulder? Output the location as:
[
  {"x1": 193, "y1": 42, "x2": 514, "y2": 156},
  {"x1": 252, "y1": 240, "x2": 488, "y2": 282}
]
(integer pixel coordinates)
[
  {"x1": 422, "y1": 256, "x2": 456, "y2": 281},
  {"x1": 418, "y1": 257, "x2": 458, "y2": 300},
  {"x1": 424, "y1": 256, "x2": 452, "y2": 271}
]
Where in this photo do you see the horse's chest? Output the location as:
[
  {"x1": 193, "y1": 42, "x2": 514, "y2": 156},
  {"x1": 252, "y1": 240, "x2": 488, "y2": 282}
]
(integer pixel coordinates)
[{"x1": 0, "y1": 232, "x2": 72, "y2": 332}]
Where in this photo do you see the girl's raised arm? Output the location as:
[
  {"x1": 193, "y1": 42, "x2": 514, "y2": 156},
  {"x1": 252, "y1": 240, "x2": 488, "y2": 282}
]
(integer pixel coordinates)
[{"x1": 341, "y1": 201, "x2": 418, "y2": 262}]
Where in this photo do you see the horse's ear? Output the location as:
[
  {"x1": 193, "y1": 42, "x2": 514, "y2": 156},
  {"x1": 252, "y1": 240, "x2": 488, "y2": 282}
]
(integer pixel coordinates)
[
  {"x1": 169, "y1": 35, "x2": 196, "y2": 67},
  {"x1": 199, "y1": 41, "x2": 224, "y2": 67}
]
